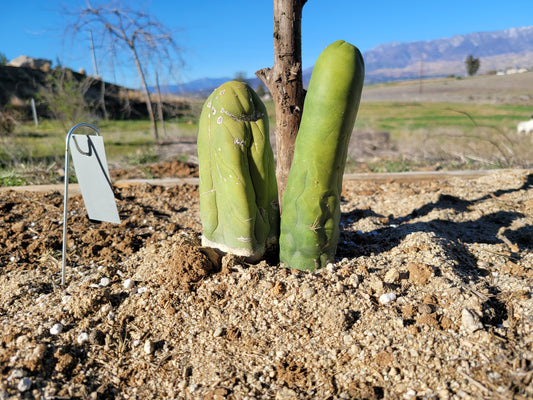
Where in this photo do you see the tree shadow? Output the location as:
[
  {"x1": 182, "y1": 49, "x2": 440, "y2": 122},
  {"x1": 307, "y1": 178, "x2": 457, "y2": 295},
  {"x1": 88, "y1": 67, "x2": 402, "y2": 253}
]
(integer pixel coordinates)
[
  {"x1": 339, "y1": 173, "x2": 532, "y2": 283},
  {"x1": 338, "y1": 174, "x2": 532, "y2": 330}
]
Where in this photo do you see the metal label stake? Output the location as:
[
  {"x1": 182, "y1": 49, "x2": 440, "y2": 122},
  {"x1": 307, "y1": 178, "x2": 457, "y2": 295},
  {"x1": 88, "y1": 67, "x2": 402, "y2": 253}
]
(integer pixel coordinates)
[{"x1": 61, "y1": 123, "x2": 120, "y2": 287}]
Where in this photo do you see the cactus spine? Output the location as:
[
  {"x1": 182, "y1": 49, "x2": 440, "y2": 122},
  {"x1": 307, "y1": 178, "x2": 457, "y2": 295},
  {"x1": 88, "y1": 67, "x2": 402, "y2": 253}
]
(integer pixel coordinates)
[
  {"x1": 279, "y1": 40, "x2": 365, "y2": 270},
  {"x1": 197, "y1": 81, "x2": 279, "y2": 261}
]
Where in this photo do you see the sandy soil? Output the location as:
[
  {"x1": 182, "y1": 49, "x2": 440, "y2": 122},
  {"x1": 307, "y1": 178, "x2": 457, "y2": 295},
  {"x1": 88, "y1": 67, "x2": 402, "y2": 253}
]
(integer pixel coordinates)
[{"x1": 0, "y1": 159, "x2": 532, "y2": 399}]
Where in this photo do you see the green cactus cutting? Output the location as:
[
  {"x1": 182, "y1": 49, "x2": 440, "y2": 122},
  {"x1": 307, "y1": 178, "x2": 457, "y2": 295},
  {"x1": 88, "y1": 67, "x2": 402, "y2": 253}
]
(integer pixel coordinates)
[
  {"x1": 279, "y1": 40, "x2": 365, "y2": 270},
  {"x1": 197, "y1": 80, "x2": 279, "y2": 261}
]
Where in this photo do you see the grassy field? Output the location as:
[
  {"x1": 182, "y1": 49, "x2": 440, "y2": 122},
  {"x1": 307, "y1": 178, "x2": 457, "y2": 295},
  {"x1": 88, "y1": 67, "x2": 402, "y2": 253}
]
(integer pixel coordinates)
[
  {"x1": 1, "y1": 77, "x2": 532, "y2": 186},
  {"x1": 351, "y1": 101, "x2": 532, "y2": 170}
]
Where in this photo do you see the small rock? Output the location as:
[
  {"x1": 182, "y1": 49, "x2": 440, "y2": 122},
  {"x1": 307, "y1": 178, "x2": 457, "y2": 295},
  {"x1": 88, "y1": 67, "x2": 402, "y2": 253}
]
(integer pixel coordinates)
[
  {"x1": 462, "y1": 308, "x2": 484, "y2": 333},
  {"x1": 384, "y1": 269, "x2": 400, "y2": 284},
  {"x1": 17, "y1": 377, "x2": 32, "y2": 392},
  {"x1": 99, "y1": 277, "x2": 110, "y2": 287},
  {"x1": 50, "y1": 323, "x2": 63, "y2": 335},
  {"x1": 418, "y1": 303, "x2": 434, "y2": 315},
  {"x1": 123, "y1": 278, "x2": 135, "y2": 290},
  {"x1": 213, "y1": 327, "x2": 224, "y2": 338},
  {"x1": 101, "y1": 304, "x2": 112, "y2": 314},
  {"x1": 144, "y1": 339, "x2": 154, "y2": 354},
  {"x1": 379, "y1": 292, "x2": 397, "y2": 305},
  {"x1": 77, "y1": 332, "x2": 90, "y2": 345},
  {"x1": 343, "y1": 334, "x2": 354, "y2": 345}
]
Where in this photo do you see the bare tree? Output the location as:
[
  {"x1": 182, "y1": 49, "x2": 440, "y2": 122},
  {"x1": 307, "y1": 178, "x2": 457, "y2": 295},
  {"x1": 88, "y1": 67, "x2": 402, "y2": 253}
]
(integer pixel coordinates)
[
  {"x1": 257, "y1": 0, "x2": 307, "y2": 206},
  {"x1": 63, "y1": 2, "x2": 183, "y2": 140}
]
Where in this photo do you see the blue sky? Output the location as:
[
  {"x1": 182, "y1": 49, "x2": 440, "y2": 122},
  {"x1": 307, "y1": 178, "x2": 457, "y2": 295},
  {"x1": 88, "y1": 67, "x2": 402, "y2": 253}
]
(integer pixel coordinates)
[{"x1": 2, "y1": 0, "x2": 532, "y2": 88}]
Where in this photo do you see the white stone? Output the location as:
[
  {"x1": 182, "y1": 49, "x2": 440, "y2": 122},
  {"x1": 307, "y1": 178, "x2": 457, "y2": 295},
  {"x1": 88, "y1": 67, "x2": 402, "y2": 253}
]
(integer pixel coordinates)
[
  {"x1": 17, "y1": 377, "x2": 32, "y2": 392},
  {"x1": 461, "y1": 308, "x2": 484, "y2": 333},
  {"x1": 50, "y1": 323, "x2": 63, "y2": 335},
  {"x1": 379, "y1": 293, "x2": 397, "y2": 305},
  {"x1": 123, "y1": 279, "x2": 135, "y2": 290},
  {"x1": 144, "y1": 339, "x2": 154, "y2": 354},
  {"x1": 77, "y1": 332, "x2": 89, "y2": 344}
]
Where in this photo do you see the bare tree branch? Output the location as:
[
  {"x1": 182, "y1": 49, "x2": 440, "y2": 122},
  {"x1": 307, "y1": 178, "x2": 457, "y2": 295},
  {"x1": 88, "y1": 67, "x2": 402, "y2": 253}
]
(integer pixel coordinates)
[{"x1": 61, "y1": 1, "x2": 184, "y2": 140}]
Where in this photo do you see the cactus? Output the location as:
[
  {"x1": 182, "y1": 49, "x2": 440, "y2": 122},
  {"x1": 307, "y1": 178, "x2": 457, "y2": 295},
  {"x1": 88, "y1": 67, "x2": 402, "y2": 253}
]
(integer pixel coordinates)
[
  {"x1": 279, "y1": 40, "x2": 365, "y2": 270},
  {"x1": 197, "y1": 80, "x2": 279, "y2": 261}
]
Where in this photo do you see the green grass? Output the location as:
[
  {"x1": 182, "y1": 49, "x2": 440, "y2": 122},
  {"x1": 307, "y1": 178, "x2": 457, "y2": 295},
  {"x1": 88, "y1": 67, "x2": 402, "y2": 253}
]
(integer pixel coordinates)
[
  {"x1": 0, "y1": 113, "x2": 202, "y2": 185},
  {"x1": 355, "y1": 102, "x2": 532, "y2": 133},
  {"x1": 351, "y1": 101, "x2": 532, "y2": 171},
  {"x1": 1, "y1": 96, "x2": 531, "y2": 186}
]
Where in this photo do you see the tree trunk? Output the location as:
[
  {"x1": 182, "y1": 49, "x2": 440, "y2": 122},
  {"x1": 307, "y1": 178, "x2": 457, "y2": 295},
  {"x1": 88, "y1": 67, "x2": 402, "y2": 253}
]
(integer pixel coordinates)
[
  {"x1": 256, "y1": 0, "x2": 307, "y2": 209},
  {"x1": 131, "y1": 45, "x2": 159, "y2": 140}
]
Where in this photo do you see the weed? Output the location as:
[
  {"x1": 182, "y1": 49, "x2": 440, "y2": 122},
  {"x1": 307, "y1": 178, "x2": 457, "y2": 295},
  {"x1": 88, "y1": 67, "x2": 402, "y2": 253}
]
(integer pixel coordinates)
[
  {"x1": 0, "y1": 173, "x2": 27, "y2": 187},
  {"x1": 126, "y1": 148, "x2": 161, "y2": 166}
]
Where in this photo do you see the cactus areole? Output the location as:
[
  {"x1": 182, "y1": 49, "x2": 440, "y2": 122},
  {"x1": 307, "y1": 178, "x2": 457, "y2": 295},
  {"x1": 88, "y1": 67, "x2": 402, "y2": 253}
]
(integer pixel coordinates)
[
  {"x1": 279, "y1": 40, "x2": 365, "y2": 270},
  {"x1": 197, "y1": 81, "x2": 279, "y2": 261}
]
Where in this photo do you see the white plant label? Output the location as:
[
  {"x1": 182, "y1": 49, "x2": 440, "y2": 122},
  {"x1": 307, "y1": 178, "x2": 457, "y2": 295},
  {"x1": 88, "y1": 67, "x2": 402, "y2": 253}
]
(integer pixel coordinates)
[{"x1": 70, "y1": 134, "x2": 120, "y2": 224}]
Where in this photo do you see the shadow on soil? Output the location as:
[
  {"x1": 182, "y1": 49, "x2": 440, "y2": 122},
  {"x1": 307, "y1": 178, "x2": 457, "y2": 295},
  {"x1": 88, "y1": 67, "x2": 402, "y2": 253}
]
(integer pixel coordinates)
[{"x1": 339, "y1": 173, "x2": 533, "y2": 329}]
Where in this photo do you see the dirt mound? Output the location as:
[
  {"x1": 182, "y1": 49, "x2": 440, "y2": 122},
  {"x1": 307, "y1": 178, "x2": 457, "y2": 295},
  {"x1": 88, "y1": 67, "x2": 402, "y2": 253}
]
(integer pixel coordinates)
[{"x1": 0, "y1": 166, "x2": 531, "y2": 399}]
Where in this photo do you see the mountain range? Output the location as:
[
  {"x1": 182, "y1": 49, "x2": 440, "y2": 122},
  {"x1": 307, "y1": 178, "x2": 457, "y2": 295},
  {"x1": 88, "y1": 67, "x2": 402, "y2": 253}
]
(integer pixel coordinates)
[{"x1": 161, "y1": 25, "x2": 533, "y2": 94}]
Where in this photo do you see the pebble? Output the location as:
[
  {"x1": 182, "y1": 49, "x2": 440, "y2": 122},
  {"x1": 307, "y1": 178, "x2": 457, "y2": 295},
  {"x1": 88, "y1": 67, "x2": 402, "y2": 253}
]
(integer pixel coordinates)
[
  {"x1": 384, "y1": 269, "x2": 400, "y2": 283},
  {"x1": 77, "y1": 332, "x2": 90, "y2": 344},
  {"x1": 326, "y1": 263, "x2": 336, "y2": 273},
  {"x1": 101, "y1": 304, "x2": 112, "y2": 314},
  {"x1": 17, "y1": 377, "x2": 32, "y2": 392},
  {"x1": 144, "y1": 339, "x2": 154, "y2": 354},
  {"x1": 461, "y1": 308, "x2": 484, "y2": 333},
  {"x1": 213, "y1": 327, "x2": 224, "y2": 338},
  {"x1": 418, "y1": 304, "x2": 433, "y2": 314},
  {"x1": 302, "y1": 288, "x2": 316, "y2": 299},
  {"x1": 123, "y1": 278, "x2": 135, "y2": 290},
  {"x1": 379, "y1": 293, "x2": 397, "y2": 305},
  {"x1": 50, "y1": 323, "x2": 63, "y2": 335},
  {"x1": 99, "y1": 277, "x2": 110, "y2": 287}
]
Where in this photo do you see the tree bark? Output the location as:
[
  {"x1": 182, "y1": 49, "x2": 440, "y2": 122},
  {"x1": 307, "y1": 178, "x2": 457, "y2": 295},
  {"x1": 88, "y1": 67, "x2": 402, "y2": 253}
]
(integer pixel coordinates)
[
  {"x1": 256, "y1": 0, "x2": 307, "y2": 209},
  {"x1": 131, "y1": 44, "x2": 159, "y2": 140}
]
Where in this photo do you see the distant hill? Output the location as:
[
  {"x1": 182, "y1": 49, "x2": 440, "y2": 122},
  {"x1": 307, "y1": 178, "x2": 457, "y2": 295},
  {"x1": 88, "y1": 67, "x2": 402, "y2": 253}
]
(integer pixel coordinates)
[
  {"x1": 364, "y1": 26, "x2": 533, "y2": 83},
  {"x1": 167, "y1": 25, "x2": 533, "y2": 94},
  {"x1": 157, "y1": 77, "x2": 233, "y2": 96}
]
